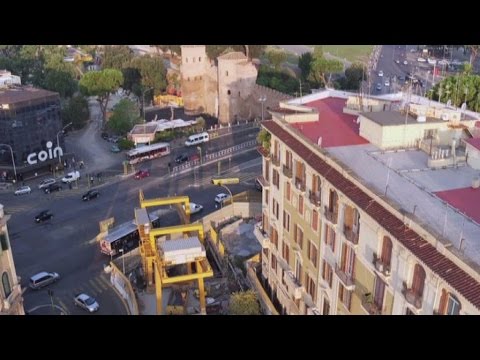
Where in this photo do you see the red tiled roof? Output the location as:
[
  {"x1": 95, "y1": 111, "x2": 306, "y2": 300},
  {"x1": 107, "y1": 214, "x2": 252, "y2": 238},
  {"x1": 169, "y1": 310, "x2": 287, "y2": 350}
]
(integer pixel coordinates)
[
  {"x1": 435, "y1": 187, "x2": 480, "y2": 224},
  {"x1": 291, "y1": 97, "x2": 369, "y2": 148},
  {"x1": 263, "y1": 120, "x2": 480, "y2": 310},
  {"x1": 465, "y1": 138, "x2": 480, "y2": 151}
]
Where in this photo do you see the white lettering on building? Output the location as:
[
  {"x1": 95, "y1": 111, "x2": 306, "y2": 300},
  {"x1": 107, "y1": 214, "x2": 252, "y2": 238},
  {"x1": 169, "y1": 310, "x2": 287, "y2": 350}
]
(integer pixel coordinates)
[{"x1": 27, "y1": 141, "x2": 64, "y2": 165}]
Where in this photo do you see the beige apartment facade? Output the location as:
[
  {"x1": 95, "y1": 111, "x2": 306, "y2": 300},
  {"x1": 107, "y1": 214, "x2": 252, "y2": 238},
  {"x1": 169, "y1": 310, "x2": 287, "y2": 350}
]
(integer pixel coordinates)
[
  {"x1": 0, "y1": 204, "x2": 25, "y2": 315},
  {"x1": 255, "y1": 117, "x2": 480, "y2": 315}
]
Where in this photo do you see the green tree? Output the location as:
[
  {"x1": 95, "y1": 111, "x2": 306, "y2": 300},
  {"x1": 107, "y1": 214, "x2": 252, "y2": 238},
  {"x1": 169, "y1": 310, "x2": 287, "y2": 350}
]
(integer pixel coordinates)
[
  {"x1": 61, "y1": 95, "x2": 90, "y2": 130},
  {"x1": 467, "y1": 45, "x2": 480, "y2": 65},
  {"x1": 121, "y1": 67, "x2": 142, "y2": 96},
  {"x1": 308, "y1": 47, "x2": 343, "y2": 88},
  {"x1": 266, "y1": 48, "x2": 287, "y2": 71},
  {"x1": 44, "y1": 70, "x2": 77, "y2": 98},
  {"x1": 195, "y1": 116, "x2": 206, "y2": 131},
  {"x1": 101, "y1": 45, "x2": 134, "y2": 70},
  {"x1": 431, "y1": 74, "x2": 480, "y2": 110},
  {"x1": 79, "y1": 69, "x2": 124, "y2": 124},
  {"x1": 257, "y1": 129, "x2": 271, "y2": 151},
  {"x1": 298, "y1": 52, "x2": 313, "y2": 80},
  {"x1": 107, "y1": 99, "x2": 142, "y2": 135},
  {"x1": 131, "y1": 55, "x2": 167, "y2": 98},
  {"x1": 342, "y1": 62, "x2": 366, "y2": 90},
  {"x1": 228, "y1": 290, "x2": 261, "y2": 315}
]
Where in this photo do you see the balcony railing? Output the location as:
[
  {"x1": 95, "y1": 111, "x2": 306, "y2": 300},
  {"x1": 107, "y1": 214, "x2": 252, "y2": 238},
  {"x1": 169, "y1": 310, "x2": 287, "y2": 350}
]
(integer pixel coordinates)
[
  {"x1": 308, "y1": 190, "x2": 321, "y2": 207},
  {"x1": 402, "y1": 282, "x2": 423, "y2": 310},
  {"x1": 282, "y1": 165, "x2": 293, "y2": 178},
  {"x1": 258, "y1": 146, "x2": 270, "y2": 158},
  {"x1": 343, "y1": 224, "x2": 359, "y2": 245},
  {"x1": 271, "y1": 154, "x2": 281, "y2": 167},
  {"x1": 283, "y1": 270, "x2": 304, "y2": 299},
  {"x1": 254, "y1": 223, "x2": 270, "y2": 249},
  {"x1": 361, "y1": 293, "x2": 382, "y2": 315},
  {"x1": 294, "y1": 177, "x2": 306, "y2": 192},
  {"x1": 324, "y1": 205, "x2": 338, "y2": 224},
  {"x1": 372, "y1": 253, "x2": 391, "y2": 278},
  {"x1": 335, "y1": 265, "x2": 355, "y2": 290}
]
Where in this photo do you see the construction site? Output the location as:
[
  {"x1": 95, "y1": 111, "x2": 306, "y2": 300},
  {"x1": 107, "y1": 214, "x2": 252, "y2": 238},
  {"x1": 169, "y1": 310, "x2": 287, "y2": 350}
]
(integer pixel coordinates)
[{"x1": 99, "y1": 183, "x2": 264, "y2": 315}]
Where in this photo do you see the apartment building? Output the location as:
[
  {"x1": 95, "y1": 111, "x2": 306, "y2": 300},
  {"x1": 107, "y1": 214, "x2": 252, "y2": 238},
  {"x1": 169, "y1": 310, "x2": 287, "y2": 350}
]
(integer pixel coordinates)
[
  {"x1": 253, "y1": 89, "x2": 480, "y2": 315},
  {"x1": 0, "y1": 204, "x2": 25, "y2": 315}
]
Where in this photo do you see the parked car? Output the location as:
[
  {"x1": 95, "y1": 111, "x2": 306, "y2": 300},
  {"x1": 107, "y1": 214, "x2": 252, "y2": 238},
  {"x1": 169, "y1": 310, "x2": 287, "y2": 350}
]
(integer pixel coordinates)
[
  {"x1": 378, "y1": 70, "x2": 384, "y2": 77},
  {"x1": 35, "y1": 210, "x2": 53, "y2": 223},
  {"x1": 403, "y1": 60, "x2": 408, "y2": 65},
  {"x1": 82, "y1": 190, "x2": 99, "y2": 201},
  {"x1": 62, "y1": 171, "x2": 80, "y2": 183},
  {"x1": 38, "y1": 178, "x2": 56, "y2": 189},
  {"x1": 14, "y1": 185, "x2": 31, "y2": 196},
  {"x1": 110, "y1": 145, "x2": 121, "y2": 153},
  {"x1": 395, "y1": 59, "x2": 400, "y2": 64},
  {"x1": 29, "y1": 271, "x2": 60, "y2": 289},
  {"x1": 101, "y1": 132, "x2": 109, "y2": 140},
  {"x1": 376, "y1": 83, "x2": 382, "y2": 91},
  {"x1": 134, "y1": 169, "x2": 150, "y2": 179},
  {"x1": 175, "y1": 154, "x2": 189, "y2": 164},
  {"x1": 215, "y1": 193, "x2": 231, "y2": 206},
  {"x1": 44, "y1": 184, "x2": 62, "y2": 194},
  {"x1": 74, "y1": 293, "x2": 99, "y2": 313},
  {"x1": 417, "y1": 57, "x2": 426, "y2": 62},
  {"x1": 190, "y1": 202, "x2": 203, "y2": 214},
  {"x1": 384, "y1": 80, "x2": 390, "y2": 87}
]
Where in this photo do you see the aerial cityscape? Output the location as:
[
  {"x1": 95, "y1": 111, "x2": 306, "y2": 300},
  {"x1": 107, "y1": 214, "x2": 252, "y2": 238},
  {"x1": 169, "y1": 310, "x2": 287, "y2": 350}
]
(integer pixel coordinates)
[{"x1": 1, "y1": 44, "x2": 479, "y2": 315}]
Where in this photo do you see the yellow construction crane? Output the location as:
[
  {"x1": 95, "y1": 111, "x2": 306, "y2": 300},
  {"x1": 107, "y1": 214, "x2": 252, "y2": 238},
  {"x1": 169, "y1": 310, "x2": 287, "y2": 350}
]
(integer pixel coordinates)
[{"x1": 136, "y1": 190, "x2": 213, "y2": 315}]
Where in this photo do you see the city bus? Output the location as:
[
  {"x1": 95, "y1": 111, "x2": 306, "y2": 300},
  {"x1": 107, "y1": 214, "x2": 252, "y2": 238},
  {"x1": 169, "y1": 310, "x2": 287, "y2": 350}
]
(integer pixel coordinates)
[
  {"x1": 126, "y1": 142, "x2": 171, "y2": 165},
  {"x1": 100, "y1": 213, "x2": 161, "y2": 257}
]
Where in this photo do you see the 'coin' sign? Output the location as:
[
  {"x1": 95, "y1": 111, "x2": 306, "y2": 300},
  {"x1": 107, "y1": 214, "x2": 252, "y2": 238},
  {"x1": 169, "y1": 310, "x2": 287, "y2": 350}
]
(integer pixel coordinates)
[{"x1": 27, "y1": 141, "x2": 63, "y2": 165}]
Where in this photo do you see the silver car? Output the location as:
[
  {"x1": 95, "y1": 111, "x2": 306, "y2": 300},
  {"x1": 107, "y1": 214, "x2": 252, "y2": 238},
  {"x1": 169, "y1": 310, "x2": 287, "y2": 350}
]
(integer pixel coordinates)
[
  {"x1": 38, "y1": 178, "x2": 56, "y2": 189},
  {"x1": 14, "y1": 185, "x2": 31, "y2": 195},
  {"x1": 74, "y1": 293, "x2": 100, "y2": 313}
]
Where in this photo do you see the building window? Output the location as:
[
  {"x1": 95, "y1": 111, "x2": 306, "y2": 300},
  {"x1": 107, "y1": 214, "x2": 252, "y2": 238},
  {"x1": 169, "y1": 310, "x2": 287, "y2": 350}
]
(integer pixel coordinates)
[
  {"x1": 438, "y1": 289, "x2": 461, "y2": 315},
  {"x1": 271, "y1": 227, "x2": 278, "y2": 250},
  {"x1": 307, "y1": 240, "x2": 318, "y2": 268},
  {"x1": 298, "y1": 194, "x2": 304, "y2": 215},
  {"x1": 411, "y1": 264, "x2": 426, "y2": 299},
  {"x1": 0, "y1": 233, "x2": 9, "y2": 251},
  {"x1": 186, "y1": 57, "x2": 188, "y2": 63},
  {"x1": 272, "y1": 198, "x2": 279, "y2": 219},
  {"x1": 282, "y1": 241, "x2": 290, "y2": 265},
  {"x1": 227, "y1": 90, "x2": 231, "y2": 95},
  {"x1": 283, "y1": 210, "x2": 290, "y2": 232},
  {"x1": 295, "y1": 258, "x2": 303, "y2": 285},
  {"x1": 321, "y1": 260, "x2": 333, "y2": 288},
  {"x1": 306, "y1": 273, "x2": 316, "y2": 302},
  {"x1": 340, "y1": 243, "x2": 356, "y2": 277},
  {"x1": 325, "y1": 224, "x2": 336, "y2": 252},
  {"x1": 199, "y1": 56, "x2": 201, "y2": 62},
  {"x1": 271, "y1": 255, "x2": 277, "y2": 271},
  {"x1": 338, "y1": 283, "x2": 352, "y2": 311},
  {"x1": 312, "y1": 209, "x2": 318, "y2": 231},
  {"x1": 381, "y1": 236, "x2": 393, "y2": 270},
  {"x1": 285, "y1": 182, "x2": 291, "y2": 202},
  {"x1": 323, "y1": 298, "x2": 330, "y2": 315},
  {"x1": 374, "y1": 275, "x2": 386, "y2": 310},
  {"x1": 238, "y1": 91, "x2": 241, "y2": 97},
  {"x1": 2, "y1": 272, "x2": 11, "y2": 298},
  {"x1": 273, "y1": 169, "x2": 279, "y2": 188},
  {"x1": 264, "y1": 160, "x2": 270, "y2": 182},
  {"x1": 294, "y1": 224, "x2": 304, "y2": 250},
  {"x1": 264, "y1": 189, "x2": 269, "y2": 207},
  {"x1": 226, "y1": 71, "x2": 229, "y2": 76}
]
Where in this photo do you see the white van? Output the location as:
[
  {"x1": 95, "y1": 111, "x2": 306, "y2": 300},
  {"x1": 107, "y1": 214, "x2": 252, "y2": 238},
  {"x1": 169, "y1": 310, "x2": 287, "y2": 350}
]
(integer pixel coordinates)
[
  {"x1": 185, "y1": 132, "x2": 209, "y2": 147},
  {"x1": 29, "y1": 271, "x2": 60, "y2": 289}
]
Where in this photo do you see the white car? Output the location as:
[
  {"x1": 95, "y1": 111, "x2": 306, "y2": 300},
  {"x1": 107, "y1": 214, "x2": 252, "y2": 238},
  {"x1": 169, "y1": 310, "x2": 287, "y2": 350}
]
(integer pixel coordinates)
[
  {"x1": 183, "y1": 202, "x2": 204, "y2": 215},
  {"x1": 14, "y1": 185, "x2": 31, "y2": 195},
  {"x1": 395, "y1": 59, "x2": 400, "y2": 64},
  {"x1": 378, "y1": 70, "x2": 384, "y2": 77},
  {"x1": 74, "y1": 293, "x2": 99, "y2": 313},
  {"x1": 384, "y1": 80, "x2": 390, "y2": 87},
  {"x1": 38, "y1": 178, "x2": 56, "y2": 189},
  {"x1": 403, "y1": 60, "x2": 408, "y2": 65},
  {"x1": 62, "y1": 171, "x2": 80, "y2": 183},
  {"x1": 417, "y1": 57, "x2": 426, "y2": 63},
  {"x1": 215, "y1": 193, "x2": 231, "y2": 206}
]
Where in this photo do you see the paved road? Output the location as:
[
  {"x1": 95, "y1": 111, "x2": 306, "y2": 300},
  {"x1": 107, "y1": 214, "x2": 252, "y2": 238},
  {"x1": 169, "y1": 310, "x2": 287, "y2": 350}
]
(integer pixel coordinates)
[{"x1": 0, "y1": 149, "x2": 261, "y2": 315}]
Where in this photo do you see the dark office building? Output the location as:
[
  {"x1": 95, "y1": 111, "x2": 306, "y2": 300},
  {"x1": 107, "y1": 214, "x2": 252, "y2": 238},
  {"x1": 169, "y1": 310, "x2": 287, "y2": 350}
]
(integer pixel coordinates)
[{"x1": 0, "y1": 86, "x2": 64, "y2": 180}]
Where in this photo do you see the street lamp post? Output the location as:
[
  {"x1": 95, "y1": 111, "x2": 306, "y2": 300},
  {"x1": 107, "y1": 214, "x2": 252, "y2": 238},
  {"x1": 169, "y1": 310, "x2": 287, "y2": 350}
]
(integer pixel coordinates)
[
  {"x1": 57, "y1": 122, "x2": 73, "y2": 165},
  {"x1": 119, "y1": 248, "x2": 125, "y2": 274},
  {"x1": 0, "y1": 144, "x2": 16, "y2": 182},
  {"x1": 142, "y1": 87, "x2": 154, "y2": 121},
  {"x1": 259, "y1": 96, "x2": 267, "y2": 122},
  {"x1": 197, "y1": 146, "x2": 202, "y2": 164}
]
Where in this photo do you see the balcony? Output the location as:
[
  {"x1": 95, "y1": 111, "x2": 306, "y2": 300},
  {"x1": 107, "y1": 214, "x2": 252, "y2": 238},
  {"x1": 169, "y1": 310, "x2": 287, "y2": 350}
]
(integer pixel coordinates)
[
  {"x1": 254, "y1": 223, "x2": 270, "y2": 248},
  {"x1": 271, "y1": 154, "x2": 281, "y2": 167},
  {"x1": 294, "y1": 177, "x2": 306, "y2": 192},
  {"x1": 1, "y1": 284, "x2": 22, "y2": 313},
  {"x1": 282, "y1": 165, "x2": 293, "y2": 178},
  {"x1": 343, "y1": 224, "x2": 359, "y2": 245},
  {"x1": 283, "y1": 270, "x2": 304, "y2": 300},
  {"x1": 402, "y1": 282, "x2": 423, "y2": 310},
  {"x1": 308, "y1": 190, "x2": 321, "y2": 207},
  {"x1": 257, "y1": 175, "x2": 269, "y2": 189},
  {"x1": 257, "y1": 146, "x2": 270, "y2": 158},
  {"x1": 335, "y1": 265, "x2": 356, "y2": 290},
  {"x1": 372, "y1": 253, "x2": 391, "y2": 278},
  {"x1": 361, "y1": 293, "x2": 382, "y2": 315},
  {"x1": 324, "y1": 206, "x2": 338, "y2": 224}
]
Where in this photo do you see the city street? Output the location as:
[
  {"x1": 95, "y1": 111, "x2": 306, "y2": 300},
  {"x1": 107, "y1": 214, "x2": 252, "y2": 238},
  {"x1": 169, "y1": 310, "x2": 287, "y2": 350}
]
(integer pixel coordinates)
[{"x1": 0, "y1": 145, "x2": 261, "y2": 315}]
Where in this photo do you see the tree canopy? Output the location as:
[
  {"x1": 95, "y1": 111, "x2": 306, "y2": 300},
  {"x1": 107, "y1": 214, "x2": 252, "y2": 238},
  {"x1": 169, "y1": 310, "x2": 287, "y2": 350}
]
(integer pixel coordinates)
[
  {"x1": 61, "y1": 95, "x2": 90, "y2": 130},
  {"x1": 265, "y1": 48, "x2": 287, "y2": 71},
  {"x1": 228, "y1": 290, "x2": 261, "y2": 315},
  {"x1": 101, "y1": 45, "x2": 134, "y2": 71},
  {"x1": 429, "y1": 73, "x2": 480, "y2": 111},
  {"x1": 107, "y1": 98, "x2": 142, "y2": 135},
  {"x1": 308, "y1": 47, "x2": 343, "y2": 88}
]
